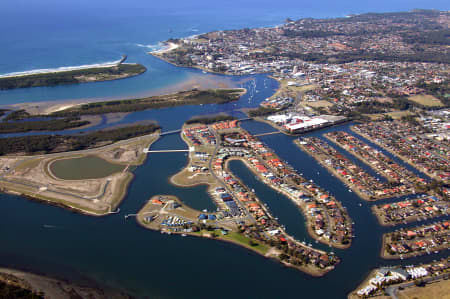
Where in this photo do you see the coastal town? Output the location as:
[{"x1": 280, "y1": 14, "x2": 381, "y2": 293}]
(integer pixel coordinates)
[
  {"x1": 349, "y1": 257, "x2": 450, "y2": 298},
  {"x1": 382, "y1": 220, "x2": 449, "y2": 259},
  {"x1": 0, "y1": 6, "x2": 449, "y2": 299},
  {"x1": 154, "y1": 10, "x2": 449, "y2": 120}
]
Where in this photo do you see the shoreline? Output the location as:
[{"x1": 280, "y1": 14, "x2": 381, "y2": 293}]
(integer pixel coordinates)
[
  {"x1": 136, "y1": 195, "x2": 329, "y2": 277},
  {"x1": 6, "y1": 85, "x2": 246, "y2": 116},
  {"x1": 380, "y1": 222, "x2": 450, "y2": 260},
  {"x1": 227, "y1": 156, "x2": 350, "y2": 250},
  {"x1": 149, "y1": 42, "x2": 180, "y2": 55},
  {"x1": 0, "y1": 60, "x2": 127, "y2": 79},
  {"x1": 0, "y1": 266, "x2": 129, "y2": 298},
  {"x1": 159, "y1": 123, "x2": 338, "y2": 276},
  {"x1": 0, "y1": 62, "x2": 147, "y2": 91},
  {"x1": 0, "y1": 132, "x2": 160, "y2": 217}
]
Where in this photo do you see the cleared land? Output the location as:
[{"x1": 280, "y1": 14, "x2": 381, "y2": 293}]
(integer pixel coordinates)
[
  {"x1": 397, "y1": 279, "x2": 450, "y2": 299},
  {"x1": 272, "y1": 79, "x2": 318, "y2": 98},
  {"x1": 408, "y1": 94, "x2": 443, "y2": 107},
  {"x1": 303, "y1": 100, "x2": 334, "y2": 108},
  {"x1": 365, "y1": 110, "x2": 414, "y2": 120},
  {"x1": 0, "y1": 132, "x2": 159, "y2": 215}
]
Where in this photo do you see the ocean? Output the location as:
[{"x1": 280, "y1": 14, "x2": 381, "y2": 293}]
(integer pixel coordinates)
[{"x1": 1, "y1": 0, "x2": 448, "y2": 104}]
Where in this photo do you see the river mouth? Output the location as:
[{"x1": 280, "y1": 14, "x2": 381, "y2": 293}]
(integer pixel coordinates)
[{"x1": 49, "y1": 155, "x2": 125, "y2": 180}]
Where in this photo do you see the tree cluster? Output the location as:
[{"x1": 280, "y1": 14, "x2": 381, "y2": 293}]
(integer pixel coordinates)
[{"x1": 0, "y1": 123, "x2": 160, "y2": 155}]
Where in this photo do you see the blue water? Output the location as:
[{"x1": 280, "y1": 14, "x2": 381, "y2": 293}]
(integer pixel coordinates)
[{"x1": 1, "y1": 0, "x2": 448, "y2": 104}]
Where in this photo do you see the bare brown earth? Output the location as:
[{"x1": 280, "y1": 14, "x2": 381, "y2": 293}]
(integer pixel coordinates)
[
  {"x1": 397, "y1": 279, "x2": 450, "y2": 299},
  {"x1": 0, "y1": 133, "x2": 159, "y2": 215}
]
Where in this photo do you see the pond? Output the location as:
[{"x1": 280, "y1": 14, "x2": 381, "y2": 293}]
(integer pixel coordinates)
[{"x1": 49, "y1": 155, "x2": 125, "y2": 180}]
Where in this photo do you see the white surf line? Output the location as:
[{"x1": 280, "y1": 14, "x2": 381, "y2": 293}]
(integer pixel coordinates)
[{"x1": 0, "y1": 58, "x2": 125, "y2": 78}]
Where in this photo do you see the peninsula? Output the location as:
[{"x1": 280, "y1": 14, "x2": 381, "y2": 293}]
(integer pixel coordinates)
[
  {"x1": 138, "y1": 119, "x2": 355, "y2": 276},
  {"x1": 0, "y1": 55, "x2": 146, "y2": 90},
  {"x1": 0, "y1": 125, "x2": 160, "y2": 216}
]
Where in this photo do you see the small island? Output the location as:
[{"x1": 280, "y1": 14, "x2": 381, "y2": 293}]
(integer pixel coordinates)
[{"x1": 0, "y1": 55, "x2": 147, "y2": 90}]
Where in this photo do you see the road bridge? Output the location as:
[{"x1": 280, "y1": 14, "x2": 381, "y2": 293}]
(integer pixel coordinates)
[
  {"x1": 143, "y1": 149, "x2": 190, "y2": 153},
  {"x1": 253, "y1": 131, "x2": 281, "y2": 137},
  {"x1": 160, "y1": 129, "x2": 182, "y2": 136}
]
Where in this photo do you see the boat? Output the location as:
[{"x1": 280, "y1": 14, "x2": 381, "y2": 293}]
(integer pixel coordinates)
[{"x1": 181, "y1": 234, "x2": 187, "y2": 237}]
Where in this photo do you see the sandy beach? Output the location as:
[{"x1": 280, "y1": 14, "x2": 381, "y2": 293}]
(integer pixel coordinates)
[
  {"x1": 150, "y1": 42, "x2": 179, "y2": 54},
  {"x1": 5, "y1": 71, "x2": 242, "y2": 116}
]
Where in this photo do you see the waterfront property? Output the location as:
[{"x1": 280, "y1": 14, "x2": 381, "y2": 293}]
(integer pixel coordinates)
[
  {"x1": 325, "y1": 131, "x2": 427, "y2": 188},
  {"x1": 295, "y1": 137, "x2": 412, "y2": 201},
  {"x1": 349, "y1": 257, "x2": 450, "y2": 298},
  {"x1": 372, "y1": 195, "x2": 449, "y2": 226},
  {"x1": 159, "y1": 120, "x2": 352, "y2": 276},
  {"x1": 382, "y1": 220, "x2": 450, "y2": 259},
  {"x1": 353, "y1": 120, "x2": 450, "y2": 183}
]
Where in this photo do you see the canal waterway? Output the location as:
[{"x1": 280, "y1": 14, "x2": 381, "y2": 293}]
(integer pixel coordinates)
[
  {"x1": 1, "y1": 2, "x2": 449, "y2": 296},
  {"x1": 0, "y1": 114, "x2": 447, "y2": 298}
]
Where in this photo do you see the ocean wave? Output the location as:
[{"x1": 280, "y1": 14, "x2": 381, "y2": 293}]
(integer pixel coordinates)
[
  {"x1": 135, "y1": 42, "x2": 164, "y2": 51},
  {"x1": 0, "y1": 58, "x2": 123, "y2": 78}
]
